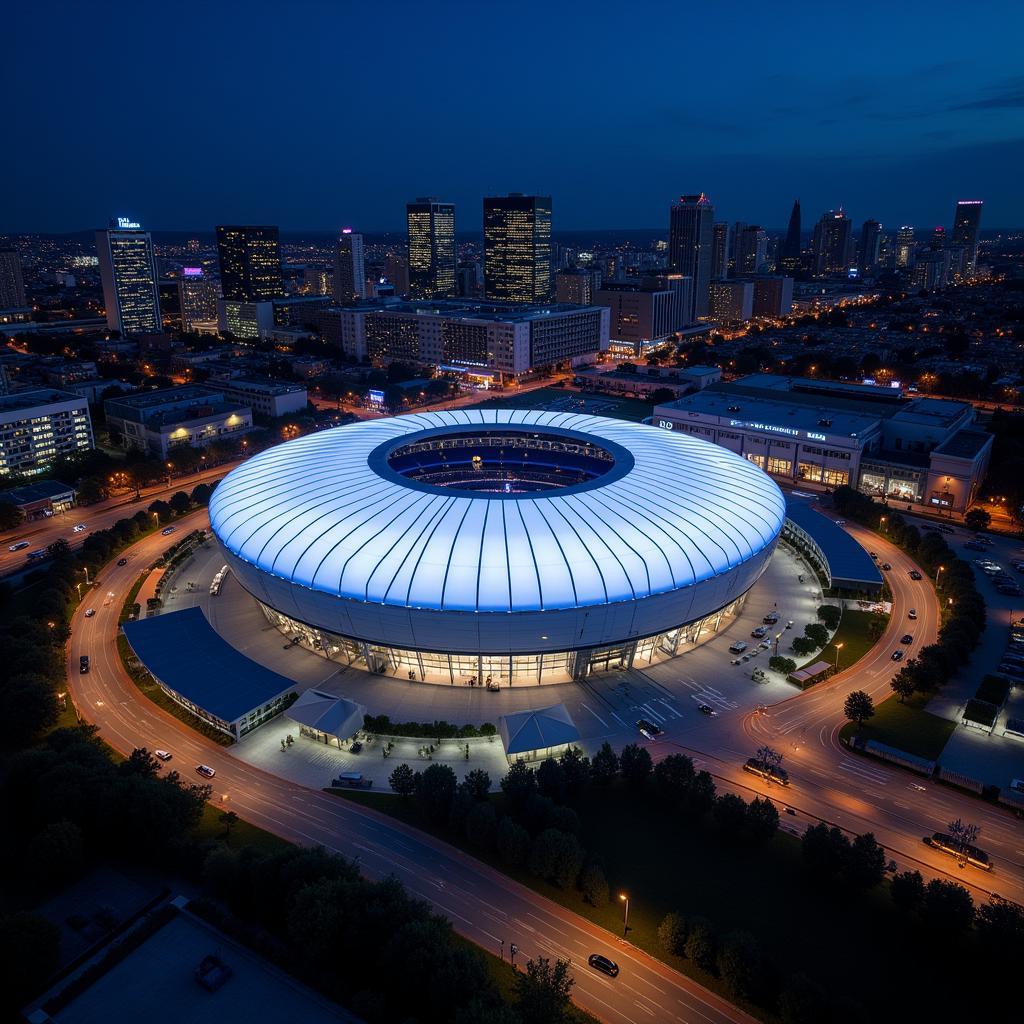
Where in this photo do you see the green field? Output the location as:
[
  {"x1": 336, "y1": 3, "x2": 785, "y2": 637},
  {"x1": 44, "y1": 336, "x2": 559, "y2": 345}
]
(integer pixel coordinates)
[
  {"x1": 467, "y1": 387, "x2": 656, "y2": 422},
  {"x1": 840, "y1": 694, "x2": 956, "y2": 760},
  {"x1": 820, "y1": 608, "x2": 886, "y2": 672}
]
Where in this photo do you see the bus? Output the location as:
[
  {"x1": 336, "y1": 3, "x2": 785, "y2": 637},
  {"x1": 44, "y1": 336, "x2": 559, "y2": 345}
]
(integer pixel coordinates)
[
  {"x1": 924, "y1": 832, "x2": 993, "y2": 871},
  {"x1": 743, "y1": 758, "x2": 790, "y2": 786}
]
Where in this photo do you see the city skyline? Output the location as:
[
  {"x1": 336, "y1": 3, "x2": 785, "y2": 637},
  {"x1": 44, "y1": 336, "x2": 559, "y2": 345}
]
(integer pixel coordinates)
[{"x1": 5, "y1": 1, "x2": 1024, "y2": 233}]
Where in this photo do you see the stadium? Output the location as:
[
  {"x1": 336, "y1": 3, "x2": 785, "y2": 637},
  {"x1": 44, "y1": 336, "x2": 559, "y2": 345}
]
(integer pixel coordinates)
[{"x1": 208, "y1": 409, "x2": 786, "y2": 685}]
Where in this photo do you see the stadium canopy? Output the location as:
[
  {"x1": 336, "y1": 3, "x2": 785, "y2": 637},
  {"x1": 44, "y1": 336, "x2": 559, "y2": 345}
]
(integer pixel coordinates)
[
  {"x1": 499, "y1": 704, "x2": 580, "y2": 761},
  {"x1": 286, "y1": 689, "x2": 365, "y2": 745}
]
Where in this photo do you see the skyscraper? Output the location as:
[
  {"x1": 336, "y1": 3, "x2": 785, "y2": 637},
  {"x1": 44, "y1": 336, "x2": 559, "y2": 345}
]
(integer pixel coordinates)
[
  {"x1": 858, "y1": 220, "x2": 882, "y2": 274},
  {"x1": 952, "y1": 200, "x2": 983, "y2": 273},
  {"x1": 483, "y1": 194, "x2": 552, "y2": 302},
  {"x1": 711, "y1": 222, "x2": 730, "y2": 279},
  {"x1": 95, "y1": 219, "x2": 162, "y2": 335},
  {"x1": 216, "y1": 225, "x2": 283, "y2": 301},
  {"x1": 895, "y1": 226, "x2": 916, "y2": 269},
  {"x1": 407, "y1": 198, "x2": 456, "y2": 298},
  {"x1": 811, "y1": 209, "x2": 853, "y2": 276},
  {"x1": 668, "y1": 193, "x2": 714, "y2": 320},
  {"x1": 733, "y1": 225, "x2": 767, "y2": 275},
  {"x1": 0, "y1": 249, "x2": 27, "y2": 309},
  {"x1": 334, "y1": 228, "x2": 366, "y2": 304},
  {"x1": 780, "y1": 200, "x2": 802, "y2": 273},
  {"x1": 179, "y1": 268, "x2": 220, "y2": 329}
]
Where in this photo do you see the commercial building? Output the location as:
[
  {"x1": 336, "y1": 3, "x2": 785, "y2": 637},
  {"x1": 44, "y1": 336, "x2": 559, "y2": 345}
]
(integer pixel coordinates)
[
  {"x1": 749, "y1": 275, "x2": 794, "y2": 318},
  {"x1": 0, "y1": 478, "x2": 77, "y2": 518},
  {"x1": 484, "y1": 194, "x2": 552, "y2": 302},
  {"x1": 654, "y1": 374, "x2": 993, "y2": 514},
  {"x1": 209, "y1": 410, "x2": 784, "y2": 684},
  {"x1": 895, "y1": 226, "x2": 915, "y2": 269},
  {"x1": 780, "y1": 200, "x2": 802, "y2": 274},
  {"x1": 555, "y1": 268, "x2": 602, "y2": 305},
  {"x1": 178, "y1": 268, "x2": 219, "y2": 329},
  {"x1": 407, "y1": 198, "x2": 456, "y2": 298},
  {"x1": 302, "y1": 265, "x2": 333, "y2": 296},
  {"x1": 0, "y1": 388, "x2": 94, "y2": 476},
  {"x1": 217, "y1": 298, "x2": 275, "y2": 340},
  {"x1": 573, "y1": 363, "x2": 721, "y2": 398},
  {"x1": 811, "y1": 209, "x2": 854, "y2": 276},
  {"x1": 594, "y1": 280, "x2": 680, "y2": 356},
  {"x1": 0, "y1": 248, "x2": 27, "y2": 309},
  {"x1": 361, "y1": 299, "x2": 609, "y2": 382},
  {"x1": 859, "y1": 220, "x2": 882, "y2": 274},
  {"x1": 272, "y1": 294, "x2": 334, "y2": 327},
  {"x1": 951, "y1": 200, "x2": 983, "y2": 274},
  {"x1": 216, "y1": 225, "x2": 283, "y2": 301},
  {"x1": 334, "y1": 228, "x2": 366, "y2": 304},
  {"x1": 668, "y1": 193, "x2": 714, "y2": 321},
  {"x1": 711, "y1": 222, "x2": 730, "y2": 279},
  {"x1": 709, "y1": 280, "x2": 754, "y2": 323},
  {"x1": 732, "y1": 224, "x2": 767, "y2": 275},
  {"x1": 105, "y1": 385, "x2": 252, "y2": 457},
  {"x1": 205, "y1": 376, "x2": 308, "y2": 418},
  {"x1": 95, "y1": 221, "x2": 162, "y2": 335}
]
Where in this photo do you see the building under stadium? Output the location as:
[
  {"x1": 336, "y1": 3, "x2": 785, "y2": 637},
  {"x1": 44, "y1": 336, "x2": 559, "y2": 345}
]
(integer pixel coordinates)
[{"x1": 208, "y1": 409, "x2": 786, "y2": 685}]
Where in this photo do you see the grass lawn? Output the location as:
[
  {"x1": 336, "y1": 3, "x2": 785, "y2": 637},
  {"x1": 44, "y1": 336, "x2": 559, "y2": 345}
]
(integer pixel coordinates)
[
  {"x1": 331, "y1": 781, "x2": 943, "y2": 1021},
  {"x1": 467, "y1": 387, "x2": 655, "y2": 423},
  {"x1": 194, "y1": 802, "x2": 290, "y2": 855},
  {"x1": 819, "y1": 608, "x2": 886, "y2": 672},
  {"x1": 840, "y1": 693, "x2": 956, "y2": 760}
]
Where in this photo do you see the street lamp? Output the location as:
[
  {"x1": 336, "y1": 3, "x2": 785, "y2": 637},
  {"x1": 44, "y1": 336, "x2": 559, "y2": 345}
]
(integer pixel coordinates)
[
  {"x1": 936, "y1": 565, "x2": 945, "y2": 590},
  {"x1": 880, "y1": 515, "x2": 887, "y2": 534},
  {"x1": 834, "y1": 642, "x2": 844, "y2": 671},
  {"x1": 81, "y1": 566, "x2": 90, "y2": 586},
  {"x1": 619, "y1": 893, "x2": 630, "y2": 935}
]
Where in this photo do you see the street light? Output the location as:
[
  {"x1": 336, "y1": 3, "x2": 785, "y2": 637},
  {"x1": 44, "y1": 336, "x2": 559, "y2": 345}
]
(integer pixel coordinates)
[
  {"x1": 834, "y1": 641, "x2": 844, "y2": 671},
  {"x1": 619, "y1": 893, "x2": 630, "y2": 935},
  {"x1": 936, "y1": 565, "x2": 944, "y2": 590},
  {"x1": 880, "y1": 515, "x2": 887, "y2": 533},
  {"x1": 81, "y1": 566, "x2": 90, "y2": 586}
]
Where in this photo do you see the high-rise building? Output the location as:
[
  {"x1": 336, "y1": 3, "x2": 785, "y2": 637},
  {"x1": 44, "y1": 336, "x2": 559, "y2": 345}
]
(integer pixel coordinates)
[
  {"x1": 711, "y1": 222, "x2": 730, "y2": 279},
  {"x1": 952, "y1": 200, "x2": 983, "y2": 274},
  {"x1": 811, "y1": 209, "x2": 854, "y2": 276},
  {"x1": 858, "y1": 220, "x2": 882, "y2": 274},
  {"x1": 895, "y1": 226, "x2": 916, "y2": 269},
  {"x1": 748, "y1": 276, "x2": 794, "y2": 318},
  {"x1": 733, "y1": 225, "x2": 767, "y2": 275},
  {"x1": 555, "y1": 268, "x2": 602, "y2": 305},
  {"x1": 179, "y1": 268, "x2": 220, "y2": 329},
  {"x1": 216, "y1": 225, "x2": 283, "y2": 301},
  {"x1": 780, "y1": 200, "x2": 802, "y2": 273},
  {"x1": 595, "y1": 280, "x2": 680, "y2": 356},
  {"x1": 406, "y1": 198, "x2": 456, "y2": 298},
  {"x1": 334, "y1": 229, "x2": 366, "y2": 304},
  {"x1": 709, "y1": 280, "x2": 754, "y2": 323},
  {"x1": 930, "y1": 225, "x2": 947, "y2": 249},
  {"x1": 95, "y1": 220, "x2": 162, "y2": 335},
  {"x1": 483, "y1": 194, "x2": 552, "y2": 302},
  {"x1": 668, "y1": 193, "x2": 714, "y2": 321},
  {"x1": 0, "y1": 248, "x2": 27, "y2": 309},
  {"x1": 385, "y1": 255, "x2": 410, "y2": 296}
]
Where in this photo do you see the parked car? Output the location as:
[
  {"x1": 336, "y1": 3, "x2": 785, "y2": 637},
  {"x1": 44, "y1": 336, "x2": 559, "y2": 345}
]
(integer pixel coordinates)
[
  {"x1": 588, "y1": 954, "x2": 619, "y2": 978},
  {"x1": 637, "y1": 718, "x2": 663, "y2": 740},
  {"x1": 870, "y1": 551, "x2": 879, "y2": 560},
  {"x1": 762, "y1": 612, "x2": 780, "y2": 625},
  {"x1": 729, "y1": 641, "x2": 748, "y2": 654},
  {"x1": 751, "y1": 626, "x2": 769, "y2": 639},
  {"x1": 154, "y1": 749, "x2": 172, "y2": 761},
  {"x1": 196, "y1": 764, "x2": 216, "y2": 779},
  {"x1": 965, "y1": 541, "x2": 987, "y2": 551},
  {"x1": 908, "y1": 570, "x2": 923, "y2": 580},
  {"x1": 900, "y1": 634, "x2": 914, "y2": 644},
  {"x1": 891, "y1": 650, "x2": 904, "y2": 661}
]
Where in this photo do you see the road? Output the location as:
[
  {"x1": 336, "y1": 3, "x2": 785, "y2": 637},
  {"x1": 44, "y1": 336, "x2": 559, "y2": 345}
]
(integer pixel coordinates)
[
  {"x1": 67, "y1": 513, "x2": 754, "y2": 1024},
  {"x1": 0, "y1": 463, "x2": 238, "y2": 577}
]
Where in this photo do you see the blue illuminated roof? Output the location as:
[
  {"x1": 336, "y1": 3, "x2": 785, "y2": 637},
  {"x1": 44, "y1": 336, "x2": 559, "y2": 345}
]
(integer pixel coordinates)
[
  {"x1": 499, "y1": 704, "x2": 580, "y2": 755},
  {"x1": 208, "y1": 409, "x2": 786, "y2": 614}
]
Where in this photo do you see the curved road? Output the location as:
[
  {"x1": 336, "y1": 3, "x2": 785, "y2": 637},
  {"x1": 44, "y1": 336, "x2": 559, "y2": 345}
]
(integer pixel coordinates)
[{"x1": 67, "y1": 511, "x2": 754, "y2": 1024}]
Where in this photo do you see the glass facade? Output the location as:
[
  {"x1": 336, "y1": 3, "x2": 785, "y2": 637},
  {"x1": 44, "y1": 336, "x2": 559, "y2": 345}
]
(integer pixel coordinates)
[
  {"x1": 484, "y1": 195, "x2": 552, "y2": 302},
  {"x1": 258, "y1": 593, "x2": 747, "y2": 687}
]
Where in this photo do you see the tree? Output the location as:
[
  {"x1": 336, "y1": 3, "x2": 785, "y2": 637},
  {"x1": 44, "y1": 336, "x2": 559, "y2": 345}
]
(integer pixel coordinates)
[
  {"x1": 964, "y1": 507, "x2": 991, "y2": 532},
  {"x1": 654, "y1": 752, "x2": 695, "y2": 801},
  {"x1": 657, "y1": 911, "x2": 689, "y2": 957},
  {"x1": 619, "y1": 743, "x2": 653, "y2": 789},
  {"x1": 717, "y1": 930, "x2": 762, "y2": 1000},
  {"x1": 713, "y1": 793, "x2": 748, "y2": 838},
  {"x1": 0, "y1": 912, "x2": 61, "y2": 1015},
  {"x1": 515, "y1": 956, "x2": 574, "y2": 1024},
  {"x1": 148, "y1": 499, "x2": 173, "y2": 523},
  {"x1": 769, "y1": 655, "x2": 797, "y2": 675},
  {"x1": 0, "y1": 501, "x2": 23, "y2": 530},
  {"x1": 168, "y1": 490, "x2": 192, "y2": 515},
  {"x1": 804, "y1": 622, "x2": 829, "y2": 647},
  {"x1": 47, "y1": 537, "x2": 70, "y2": 557},
  {"x1": 843, "y1": 690, "x2": 875, "y2": 729},
  {"x1": 791, "y1": 636, "x2": 817, "y2": 656},
  {"x1": 845, "y1": 831, "x2": 886, "y2": 889},
  {"x1": 414, "y1": 763, "x2": 458, "y2": 823},
  {"x1": 890, "y1": 869, "x2": 925, "y2": 912},
  {"x1": 465, "y1": 801, "x2": 497, "y2": 851},
  {"x1": 500, "y1": 760, "x2": 536, "y2": 812},
  {"x1": 219, "y1": 810, "x2": 239, "y2": 841},
  {"x1": 463, "y1": 768, "x2": 491, "y2": 801},
  {"x1": 801, "y1": 822, "x2": 850, "y2": 879},
  {"x1": 495, "y1": 816, "x2": 530, "y2": 868},
  {"x1": 816, "y1": 604, "x2": 842, "y2": 629},
  {"x1": 536, "y1": 757, "x2": 567, "y2": 802},
  {"x1": 26, "y1": 820, "x2": 84, "y2": 889},
  {"x1": 591, "y1": 741, "x2": 619, "y2": 785},
  {"x1": 389, "y1": 763, "x2": 416, "y2": 798},
  {"x1": 558, "y1": 746, "x2": 591, "y2": 799},
  {"x1": 890, "y1": 670, "x2": 916, "y2": 703},
  {"x1": 684, "y1": 919, "x2": 717, "y2": 972},
  {"x1": 921, "y1": 879, "x2": 974, "y2": 938},
  {"x1": 580, "y1": 862, "x2": 609, "y2": 907},
  {"x1": 778, "y1": 973, "x2": 829, "y2": 1024},
  {"x1": 0, "y1": 673, "x2": 58, "y2": 750},
  {"x1": 975, "y1": 900, "x2": 1024, "y2": 966},
  {"x1": 745, "y1": 796, "x2": 779, "y2": 842},
  {"x1": 120, "y1": 747, "x2": 161, "y2": 777}
]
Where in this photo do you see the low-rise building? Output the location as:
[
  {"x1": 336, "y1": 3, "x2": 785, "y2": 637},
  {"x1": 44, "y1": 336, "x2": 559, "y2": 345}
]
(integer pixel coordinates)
[
  {"x1": 204, "y1": 376, "x2": 308, "y2": 418},
  {"x1": 217, "y1": 298, "x2": 274, "y2": 340},
  {"x1": 573, "y1": 364, "x2": 722, "y2": 398},
  {"x1": 0, "y1": 479, "x2": 77, "y2": 518},
  {"x1": 105, "y1": 385, "x2": 252, "y2": 457},
  {"x1": 0, "y1": 388, "x2": 94, "y2": 477}
]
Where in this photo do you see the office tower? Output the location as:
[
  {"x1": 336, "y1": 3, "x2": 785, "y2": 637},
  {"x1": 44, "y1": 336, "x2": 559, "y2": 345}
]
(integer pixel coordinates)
[
  {"x1": 385, "y1": 254, "x2": 411, "y2": 296},
  {"x1": 179, "y1": 268, "x2": 220, "y2": 329},
  {"x1": 709, "y1": 280, "x2": 754, "y2": 322},
  {"x1": 159, "y1": 281, "x2": 182, "y2": 331},
  {"x1": 334, "y1": 228, "x2": 366, "y2": 304},
  {"x1": 711, "y1": 222, "x2": 730, "y2": 279},
  {"x1": 780, "y1": 200, "x2": 802, "y2": 272},
  {"x1": 952, "y1": 200, "x2": 983, "y2": 274},
  {"x1": 811, "y1": 209, "x2": 853, "y2": 276},
  {"x1": 642, "y1": 272, "x2": 692, "y2": 334},
  {"x1": 668, "y1": 193, "x2": 714, "y2": 320},
  {"x1": 216, "y1": 225, "x2": 283, "y2": 300},
  {"x1": 302, "y1": 266, "x2": 334, "y2": 296},
  {"x1": 555, "y1": 268, "x2": 602, "y2": 305},
  {"x1": 95, "y1": 220, "x2": 162, "y2": 335},
  {"x1": 483, "y1": 194, "x2": 552, "y2": 302},
  {"x1": 734, "y1": 225, "x2": 767, "y2": 275},
  {"x1": 0, "y1": 248, "x2": 27, "y2": 309},
  {"x1": 858, "y1": 220, "x2": 882, "y2": 274},
  {"x1": 750, "y1": 276, "x2": 794, "y2": 318},
  {"x1": 930, "y1": 225, "x2": 947, "y2": 249},
  {"x1": 595, "y1": 281, "x2": 678, "y2": 357},
  {"x1": 895, "y1": 226, "x2": 915, "y2": 269},
  {"x1": 406, "y1": 198, "x2": 456, "y2": 298}
]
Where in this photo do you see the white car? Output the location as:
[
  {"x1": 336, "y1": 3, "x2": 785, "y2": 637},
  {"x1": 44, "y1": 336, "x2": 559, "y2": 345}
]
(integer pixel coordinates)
[
  {"x1": 195, "y1": 764, "x2": 216, "y2": 778},
  {"x1": 84, "y1": 608, "x2": 95, "y2": 618},
  {"x1": 8, "y1": 540, "x2": 29, "y2": 552},
  {"x1": 73, "y1": 523, "x2": 87, "y2": 533},
  {"x1": 154, "y1": 749, "x2": 172, "y2": 761}
]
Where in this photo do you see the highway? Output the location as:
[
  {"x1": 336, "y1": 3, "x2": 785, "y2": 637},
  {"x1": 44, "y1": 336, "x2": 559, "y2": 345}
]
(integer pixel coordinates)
[{"x1": 67, "y1": 512, "x2": 754, "y2": 1024}]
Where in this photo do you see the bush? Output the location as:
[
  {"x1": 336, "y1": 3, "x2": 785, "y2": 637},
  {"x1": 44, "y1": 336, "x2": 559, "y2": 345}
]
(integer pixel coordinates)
[
  {"x1": 769, "y1": 655, "x2": 797, "y2": 675},
  {"x1": 495, "y1": 816, "x2": 530, "y2": 868},
  {"x1": 579, "y1": 862, "x2": 609, "y2": 907},
  {"x1": 890, "y1": 869, "x2": 925, "y2": 912},
  {"x1": 684, "y1": 919, "x2": 717, "y2": 972},
  {"x1": 717, "y1": 930, "x2": 762, "y2": 1000},
  {"x1": 619, "y1": 743, "x2": 653, "y2": 789},
  {"x1": 657, "y1": 912, "x2": 689, "y2": 957},
  {"x1": 804, "y1": 622, "x2": 829, "y2": 647},
  {"x1": 816, "y1": 604, "x2": 842, "y2": 629}
]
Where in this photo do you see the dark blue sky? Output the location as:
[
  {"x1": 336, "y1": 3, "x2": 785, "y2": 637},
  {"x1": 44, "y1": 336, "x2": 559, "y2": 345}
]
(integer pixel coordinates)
[{"x1": 5, "y1": 0, "x2": 1023, "y2": 233}]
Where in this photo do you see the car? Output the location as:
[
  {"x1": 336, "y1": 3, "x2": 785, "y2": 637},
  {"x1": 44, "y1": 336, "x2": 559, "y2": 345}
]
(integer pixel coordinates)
[
  {"x1": 834, "y1": 519, "x2": 846, "y2": 526},
  {"x1": 908, "y1": 608, "x2": 917, "y2": 619},
  {"x1": 8, "y1": 540, "x2": 29, "y2": 552},
  {"x1": 759, "y1": 639, "x2": 771, "y2": 649},
  {"x1": 762, "y1": 612, "x2": 779, "y2": 625},
  {"x1": 637, "y1": 718, "x2": 663, "y2": 740},
  {"x1": 587, "y1": 954, "x2": 619, "y2": 978},
  {"x1": 730, "y1": 657, "x2": 743, "y2": 665},
  {"x1": 73, "y1": 523, "x2": 87, "y2": 533},
  {"x1": 196, "y1": 764, "x2": 216, "y2": 779},
  {"x1": 154, "y1": 749, "x2": 172, "y2": 761},
  {"x1": 751, "y1": 626, "x2": 769, "y2": 638},
  {"x1": 881, "y1": 562, "x2": 892, "y2": 571},
  {"x1": 79, "y1": 654, "x2": 89, "y2": 674},
  {"x1": 161, "y1": 526, "x2": 176, "y2": 536},
  {"x1": 697, "y1": 703, "x2": 717, "y2": 716},
  {"x1": 908, "y1": 570, "x2": 923, "y2": 580},
  {"x1": 84, "y1": 608, "x2": 95, "y2": 618},
  {"x1": 728, "y1": 641, "x2": 748, "y2": 654},
  {"x1": 891, "y1": 650, "x2": 904, "y2": 661},
  {"x1": 117, "y1": 557, "x2": 128, "y2": 566},
  {"x1": 870, "y1": 551, "x2": 879, "y2": 560},
  {"x1": 900, "y1": 634, "x2": 913, "y2": 644}
]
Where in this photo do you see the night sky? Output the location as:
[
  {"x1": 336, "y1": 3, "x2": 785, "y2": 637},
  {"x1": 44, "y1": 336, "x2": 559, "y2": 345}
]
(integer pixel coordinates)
[{"x1": 5, "y1": 0, "x2": 1023, "y2": 233}]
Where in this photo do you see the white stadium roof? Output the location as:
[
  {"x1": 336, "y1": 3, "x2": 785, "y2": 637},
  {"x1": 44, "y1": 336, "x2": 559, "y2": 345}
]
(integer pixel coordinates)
[{"x1": 209, "y1": 409, "x2": 785, "y2": 615}]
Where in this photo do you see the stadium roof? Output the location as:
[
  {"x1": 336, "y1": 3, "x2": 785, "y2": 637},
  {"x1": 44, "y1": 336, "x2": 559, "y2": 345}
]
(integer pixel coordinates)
[
  {"x1": 122, "y1": 608, "x2": 297, "y2": 723},
  {"x1": 784, "y1": 497, "x2": 883, "y2": 589},
  {"x1": 208, "y1": 409, "x2": 786, "y2": 614},
  {"x1": 499, "y1": 704, "x2": 580, "y2": 755},
  {"x1": 286, "y1": 689, "x2": 365, "y2": 739}
]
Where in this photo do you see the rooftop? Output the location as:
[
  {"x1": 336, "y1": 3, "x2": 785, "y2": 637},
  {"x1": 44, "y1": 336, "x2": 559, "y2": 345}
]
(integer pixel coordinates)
[
  {"x1": 785, "y1": 497, "x2": 884, "y2": 589},
  {"x1": 933, "y1": 428, "x2": 993, "y2": 460},
  {"x1": 122, "y1": 608, "x2": 297, "y2": 723},
  {"x1": 366, "y1": 299, "x2": 605, "y2": 323},
  {"x1": 105, "y1": 385, "x2": 223, "y2": 410},
  {"x1": 499, "y1": 704, "x2": 580, "y2": 755},
  {"x1": 208, "y1": 376, "x2": 306, "y2": 396},
  {"x1": 0, "y1": 479, "x2": 76, "y2": 505},
  {"x1": 0, "y1": 388, "x2": 87, "y2": 413}
]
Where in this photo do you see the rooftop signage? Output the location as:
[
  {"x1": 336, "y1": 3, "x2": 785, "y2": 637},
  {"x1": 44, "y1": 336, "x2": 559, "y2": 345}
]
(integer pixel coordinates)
[{"x1": 116, "y1": 217, "x2": 141, "y2": 229}]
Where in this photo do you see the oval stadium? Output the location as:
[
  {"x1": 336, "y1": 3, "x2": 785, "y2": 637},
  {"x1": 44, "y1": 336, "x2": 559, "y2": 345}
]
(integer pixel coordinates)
[{"x1": 208, "y1": 409, "x2": 786, "y2": 684}]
